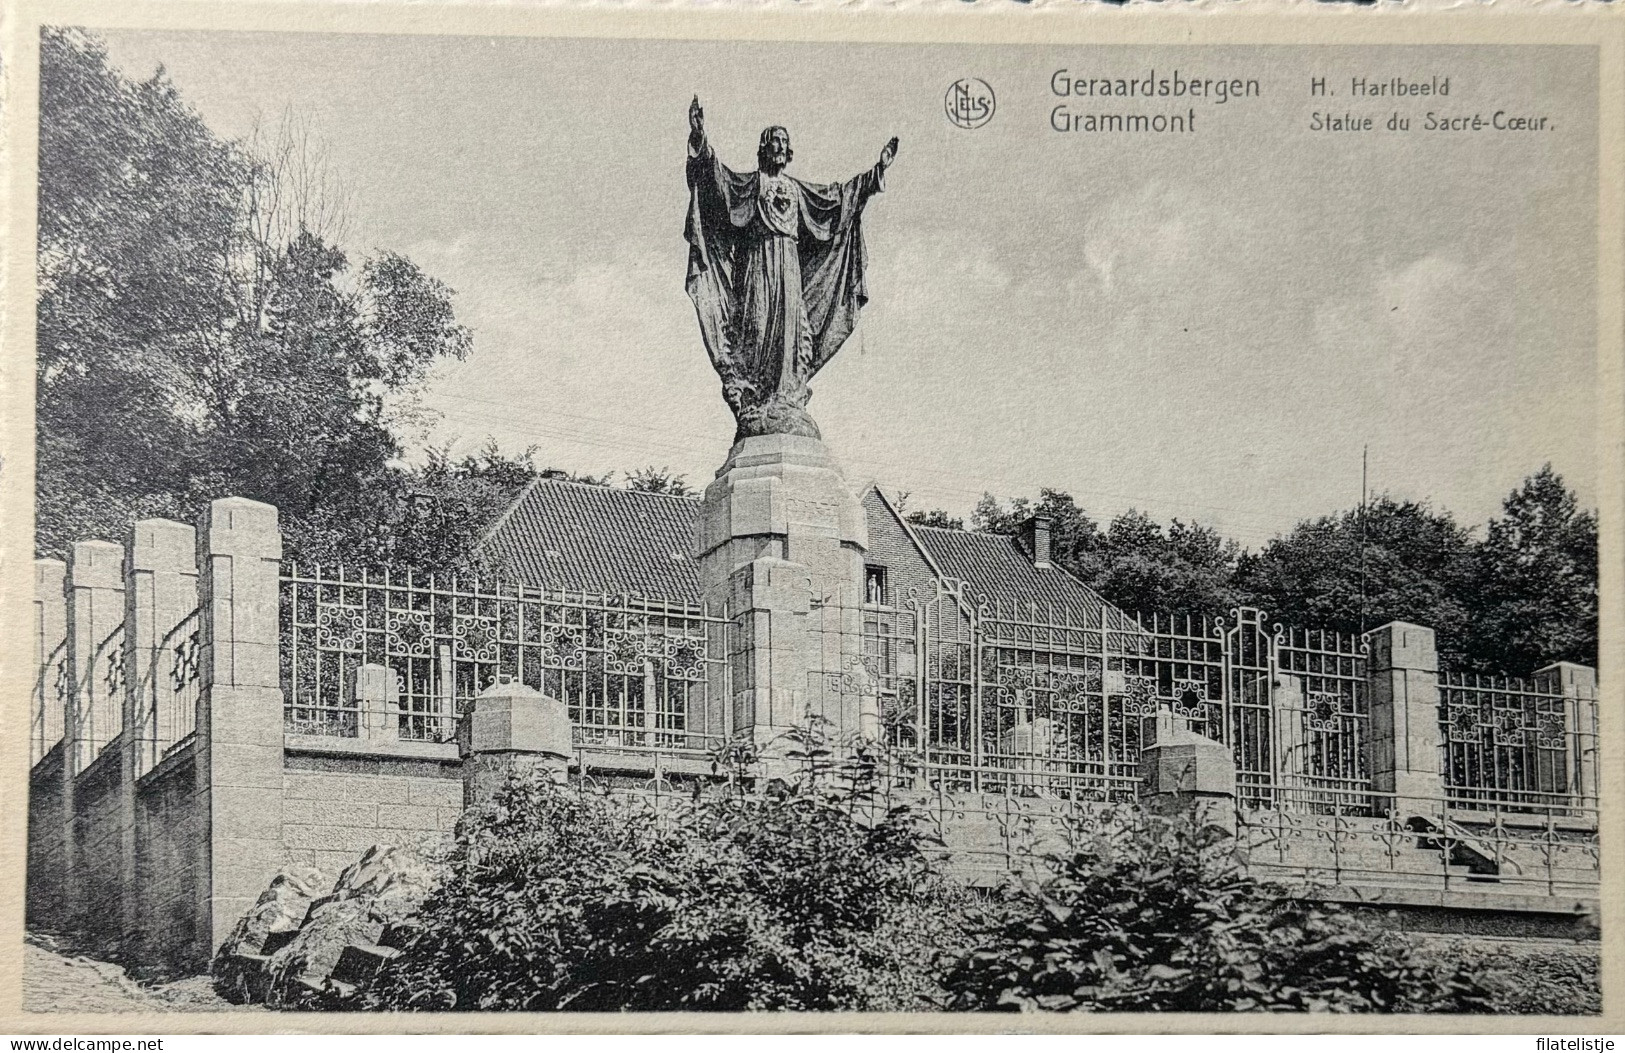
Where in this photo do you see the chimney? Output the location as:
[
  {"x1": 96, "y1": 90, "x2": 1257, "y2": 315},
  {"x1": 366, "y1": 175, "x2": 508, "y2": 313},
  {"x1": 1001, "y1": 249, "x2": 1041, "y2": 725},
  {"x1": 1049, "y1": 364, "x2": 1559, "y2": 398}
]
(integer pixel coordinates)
[{"x1": 1019, "y1": 515, "x2": 1052, "y2": 569}]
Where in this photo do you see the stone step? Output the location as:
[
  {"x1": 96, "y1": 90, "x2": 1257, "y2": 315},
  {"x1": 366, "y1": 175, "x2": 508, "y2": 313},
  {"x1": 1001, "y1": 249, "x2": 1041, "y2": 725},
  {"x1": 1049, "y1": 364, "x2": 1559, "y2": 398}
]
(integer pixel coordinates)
[{"x1": 330, "y1": 941, "x2": 402, "y2": 987}]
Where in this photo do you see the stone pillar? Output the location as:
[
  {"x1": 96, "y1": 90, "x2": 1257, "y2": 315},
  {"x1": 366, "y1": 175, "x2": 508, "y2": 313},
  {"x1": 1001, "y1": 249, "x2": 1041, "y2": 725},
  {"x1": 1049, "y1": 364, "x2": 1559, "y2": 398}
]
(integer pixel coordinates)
[
  {"x1": 29, "y1": 560, "x2": 68, "y2": 931},
  {"x1": 1366, "y1": 621, "x2": 1443, "y2": 820},
  {"x1": 355, "y1": 663, "x2": 401, "y2": 743},
  {"x1": 33, "y1": 559, "x2": 67, "y2": 763},
  {"x1": 1272, "y1": 672, "x2": 1307, "y2": 799},
  {"x1": 1138, "y1": 715, "x2": 1237, "y2": 836},
  {"x1": 65, "y1": 540, "x2": 126, "y2": 774},
  {"x1": 458, "y1": 680, "x2": 572, "y2": 807},
  {"x1": 695, "y1": 434, "x2": 868, "y2": 755},
  {"x1": 122, "y1": 519, "x2": 198, "y2": 942},
  {"x1": 62, "y1": 540, "x2": 125, "y2": 931},
  {"x1": 195, "y1": 498, "x2": 285, "y2": 965},
  {"x1": 1535, "y1": 661, "x2": 1598, "y2": 811},
  {"x1": 125, "y1": 520, "x2": 199, "y2": 771}
]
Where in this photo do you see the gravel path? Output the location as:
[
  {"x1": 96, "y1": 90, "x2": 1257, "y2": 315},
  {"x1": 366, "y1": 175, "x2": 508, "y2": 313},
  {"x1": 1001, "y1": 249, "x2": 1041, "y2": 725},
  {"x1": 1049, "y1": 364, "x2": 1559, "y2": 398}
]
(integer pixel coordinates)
[{"x1": 22, "y1": 935, "x2": 257, "y2": 1014}]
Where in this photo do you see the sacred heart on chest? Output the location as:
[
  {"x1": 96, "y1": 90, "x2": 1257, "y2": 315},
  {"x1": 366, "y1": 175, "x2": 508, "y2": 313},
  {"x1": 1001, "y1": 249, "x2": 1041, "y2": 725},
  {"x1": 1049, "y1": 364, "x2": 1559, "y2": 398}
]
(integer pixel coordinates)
[{"x1": 769, "y1": 184, "x2": 793, "y2": 215}]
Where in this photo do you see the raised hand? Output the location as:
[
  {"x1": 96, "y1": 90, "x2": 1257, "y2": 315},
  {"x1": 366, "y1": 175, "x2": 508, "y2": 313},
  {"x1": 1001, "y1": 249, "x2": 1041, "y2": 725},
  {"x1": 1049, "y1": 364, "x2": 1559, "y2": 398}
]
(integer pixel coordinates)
[
  {"x1": 880, "y1": 136, "x2": 899, "y2": 168},
  {"x1": 689, "y1": 95, "x2": 705, "y2": 136}
]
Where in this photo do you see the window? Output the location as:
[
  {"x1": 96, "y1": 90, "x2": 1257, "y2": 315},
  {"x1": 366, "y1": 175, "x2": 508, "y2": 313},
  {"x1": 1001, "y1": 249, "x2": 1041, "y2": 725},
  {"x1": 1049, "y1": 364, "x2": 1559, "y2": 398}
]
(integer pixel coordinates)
[{"x1": 864, "y1": 565, "x2": 888, "y2": 606}]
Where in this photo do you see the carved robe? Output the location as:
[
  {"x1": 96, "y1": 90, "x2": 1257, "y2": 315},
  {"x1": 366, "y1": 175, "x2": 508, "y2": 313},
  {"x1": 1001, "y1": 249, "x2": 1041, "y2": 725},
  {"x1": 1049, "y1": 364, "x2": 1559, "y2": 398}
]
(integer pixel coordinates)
[{"x1": 684, "y1": 133, "x2": 884, "y2": 438}]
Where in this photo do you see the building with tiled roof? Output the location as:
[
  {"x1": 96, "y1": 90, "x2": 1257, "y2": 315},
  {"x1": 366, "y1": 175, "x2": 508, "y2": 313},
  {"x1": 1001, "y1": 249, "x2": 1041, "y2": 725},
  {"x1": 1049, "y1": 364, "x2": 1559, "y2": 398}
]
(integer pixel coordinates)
[
  {"x1": 477, "y1": 476, "x2": 700, "y2": 599},
  {"x1": 476, "y1": 475, "x2": 1126, "y2": 628}
]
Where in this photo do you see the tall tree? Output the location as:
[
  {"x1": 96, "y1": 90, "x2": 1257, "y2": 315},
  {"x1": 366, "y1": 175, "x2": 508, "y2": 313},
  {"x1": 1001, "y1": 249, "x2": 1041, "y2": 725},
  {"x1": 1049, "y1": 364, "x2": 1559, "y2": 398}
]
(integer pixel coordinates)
[
  {"x1": 973, "y1": 489, "x2": 1103, "y2": 568},
  {"x1": 371, "y1": 442, "x2": 542, "y2": 574},
  {"x1": 35, "y1": 29, "x2": 471, "y2": 562},
  {"x1": 1082, "y1": 511, "x2": 1245, "y2": 618},
  {"x1": 1235, "y1": 497, "x2": 1476, "y2": 664},
  {"x1": 624, "y1": 466, "x2": 695, "y2": 497},
  {"x1": 904, "y1": 509, "x2": 966, "y2": 531},
  {"x1": 35, "y1": 28, "x2": 242, "y2": 549},
  {"x1": 1464, "y1": 465, "x2": 1597, "y2": 673},
  {"x1": 972, "y1": 491, "x2": 1240, "y2": 617}
]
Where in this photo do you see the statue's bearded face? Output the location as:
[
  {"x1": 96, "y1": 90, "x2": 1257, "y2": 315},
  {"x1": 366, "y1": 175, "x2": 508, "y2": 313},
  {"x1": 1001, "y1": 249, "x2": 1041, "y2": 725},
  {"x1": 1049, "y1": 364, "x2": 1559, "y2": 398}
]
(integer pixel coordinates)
[{"x1": 757, "y1": 126, "x2": 793, "y2": 170}]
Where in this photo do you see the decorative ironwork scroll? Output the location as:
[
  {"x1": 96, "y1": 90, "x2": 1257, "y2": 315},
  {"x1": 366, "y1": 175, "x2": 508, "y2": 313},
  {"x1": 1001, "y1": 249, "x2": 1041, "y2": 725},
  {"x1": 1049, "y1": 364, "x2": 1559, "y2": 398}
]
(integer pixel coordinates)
[{"x1": 281, "y1": 566, "x2": 730, "y2": 750}]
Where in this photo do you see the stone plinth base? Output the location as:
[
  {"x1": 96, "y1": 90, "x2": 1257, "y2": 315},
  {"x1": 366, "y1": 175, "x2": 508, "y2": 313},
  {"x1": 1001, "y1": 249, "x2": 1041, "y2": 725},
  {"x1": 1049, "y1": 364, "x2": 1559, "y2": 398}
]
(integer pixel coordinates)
[
  {"x1": 457, "y1": 680, "x2": 571, "y2": 807},
  {"x1": 1139, "y1": 718, "x2": 1237, "y2": 836},
  {"x1": 697, "y1": 434, "x2": 867, "y2": 592},
  {"x1": 697, "y1": 434, "x2": 869, "y2": 751}
]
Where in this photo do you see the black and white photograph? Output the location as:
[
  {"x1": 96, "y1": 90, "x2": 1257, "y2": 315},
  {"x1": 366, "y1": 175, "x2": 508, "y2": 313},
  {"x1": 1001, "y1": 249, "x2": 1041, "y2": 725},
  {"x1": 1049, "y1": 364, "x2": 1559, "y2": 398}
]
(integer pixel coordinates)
[{"x1": 4, "y1": 4, "x2": 1619, "y2": 1028}]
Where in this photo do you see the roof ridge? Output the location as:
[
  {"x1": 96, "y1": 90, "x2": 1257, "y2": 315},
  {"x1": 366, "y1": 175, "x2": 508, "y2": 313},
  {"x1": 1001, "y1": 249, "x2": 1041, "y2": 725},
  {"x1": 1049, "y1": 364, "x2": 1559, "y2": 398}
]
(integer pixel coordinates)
[
  {"x1": 865, "y1": 485, "x2": 970, "y2": 616},
  {"x1": 538, "y1": 478, "x2": 703, "y2": 503},
  {"x1": 475, "y1": 474, "x2": 544, "y2": 554},
  {"x1": 915, "y1": 522, "x2": 1010, "y2": 541}
]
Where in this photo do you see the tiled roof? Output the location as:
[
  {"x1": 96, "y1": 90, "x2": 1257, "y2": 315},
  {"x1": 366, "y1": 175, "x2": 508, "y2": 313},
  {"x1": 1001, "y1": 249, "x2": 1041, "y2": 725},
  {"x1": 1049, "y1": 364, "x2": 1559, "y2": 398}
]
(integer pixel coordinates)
[
  {"x1": 477, "y1": 479, "x2": 702, "y2": 601},
  {"x1": 912, "y1": 524, "x2": 1107, "y2": 622},
  {"x1": 476, "y1": 478, "x2": 1118, "y2": 629}
]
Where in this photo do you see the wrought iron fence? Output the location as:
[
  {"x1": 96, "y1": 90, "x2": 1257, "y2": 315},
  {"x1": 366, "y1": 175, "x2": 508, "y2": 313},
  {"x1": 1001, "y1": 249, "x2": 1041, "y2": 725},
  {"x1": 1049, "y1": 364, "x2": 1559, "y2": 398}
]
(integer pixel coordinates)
[
  {"x1": 830, "y1": 585, "x2": 1373, "y2": 810},
  {"x1": 31, "y1": 639, "x2": 68, "y2": 768},
  {"x1": 274, "y1": 563, "x2": 1595, "y2": 823},
  {"x1": 70, "y1": 623, "x2": 126, "y2": 774},
  {"x1": 132, "y1": 609, "x2": 202, "y2": 777},
  {"x1": 281, "y1": 566, "x2": 731, "y2": 752},
  {"x1": 1275, "y1": 625, "x2": 1372, "y2": 803},
  {"x1": 1439, "y1": 671, "x2": 1596, "y2": 814},
  {"x1": 1238, "y1": 786, "x2": 1599, "y2": 899}
]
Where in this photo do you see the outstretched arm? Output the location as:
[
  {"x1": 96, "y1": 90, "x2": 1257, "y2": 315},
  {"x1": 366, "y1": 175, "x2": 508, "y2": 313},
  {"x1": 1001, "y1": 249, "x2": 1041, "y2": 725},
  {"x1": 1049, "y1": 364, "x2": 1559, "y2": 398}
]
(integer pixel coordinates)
[
  {"x1": 859, "y1": 136, "x2": 899, "y2": 195},
  {"x1": 848, "y1": 136, "x2": 899, "y2": 198},
  {"x1": 688, "y1": 95, "x2": 708, "y2": 157}
]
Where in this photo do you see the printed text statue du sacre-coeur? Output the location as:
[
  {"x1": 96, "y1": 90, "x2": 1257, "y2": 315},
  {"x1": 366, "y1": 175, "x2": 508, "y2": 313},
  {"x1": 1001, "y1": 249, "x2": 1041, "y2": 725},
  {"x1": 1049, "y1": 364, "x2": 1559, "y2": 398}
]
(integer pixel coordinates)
[{"x1": 684, "y1": 96, "x2": 899, "y2": 440}]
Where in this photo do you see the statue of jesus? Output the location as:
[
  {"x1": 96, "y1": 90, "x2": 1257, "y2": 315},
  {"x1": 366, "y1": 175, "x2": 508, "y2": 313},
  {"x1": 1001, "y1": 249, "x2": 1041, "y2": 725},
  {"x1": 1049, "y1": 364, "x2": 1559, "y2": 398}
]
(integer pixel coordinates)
[{"x1": 684, "y1": 96, "x2": 899, "y2": 440}]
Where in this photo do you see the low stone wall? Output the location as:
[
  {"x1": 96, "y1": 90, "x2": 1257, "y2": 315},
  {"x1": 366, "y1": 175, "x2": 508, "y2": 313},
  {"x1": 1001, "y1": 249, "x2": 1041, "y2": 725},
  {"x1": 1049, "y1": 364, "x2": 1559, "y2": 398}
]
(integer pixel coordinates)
[
  {"x1": 26, "y1": 743, "x2": 67, "y2": 931},
  {"x1": 70, "y1": 739, "x2": 127, "y2": 946},
  {"x1": 281, "y1": 746, "x2": 462, "y2": 879},
  {"x1": 133, "y1": 742, "x2": 207, "y2": 972}
]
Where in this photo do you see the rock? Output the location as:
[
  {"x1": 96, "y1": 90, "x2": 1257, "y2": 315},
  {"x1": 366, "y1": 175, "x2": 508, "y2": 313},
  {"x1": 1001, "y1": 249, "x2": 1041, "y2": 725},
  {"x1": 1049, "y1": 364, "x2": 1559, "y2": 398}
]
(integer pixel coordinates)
[
  {"x1": 332, "y1": 844, "x2": 438, "y2": 917},
  {"x1": 211, "y1": 863, "x2": 330, "y2": 1003},
  {"x1": 262, "y1": 845, "x2": 439, "y2": 1008},
  {"x1": 330, "y1": 942, "x2": 402, "y2": 987}
]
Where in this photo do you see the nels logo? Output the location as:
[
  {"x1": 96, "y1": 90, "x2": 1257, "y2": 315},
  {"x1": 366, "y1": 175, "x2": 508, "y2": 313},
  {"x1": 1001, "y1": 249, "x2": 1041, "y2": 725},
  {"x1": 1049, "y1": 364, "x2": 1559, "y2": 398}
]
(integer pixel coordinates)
[{"x1": 945, "y1": 78, "x2": 996, "y2": 129}]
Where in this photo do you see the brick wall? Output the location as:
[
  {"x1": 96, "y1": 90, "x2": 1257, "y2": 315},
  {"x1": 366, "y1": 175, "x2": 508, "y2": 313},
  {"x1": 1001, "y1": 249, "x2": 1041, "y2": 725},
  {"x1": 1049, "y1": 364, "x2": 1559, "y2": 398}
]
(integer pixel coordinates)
[
  {"x1": 282, "y1": 751, "x2": 462, "y2": 878},
  {"x1": 134, "y1": 743, "x2": 206, "y2": 971},
  {"x1": 26, "y1": 743, "x2": 67, "y2": 931},
  {"x1": 70, "y1": 739, "x2": 126, "y2": 943},
  {"x1": 860, "y1": 489, "x2": 940, "y2": 605}
]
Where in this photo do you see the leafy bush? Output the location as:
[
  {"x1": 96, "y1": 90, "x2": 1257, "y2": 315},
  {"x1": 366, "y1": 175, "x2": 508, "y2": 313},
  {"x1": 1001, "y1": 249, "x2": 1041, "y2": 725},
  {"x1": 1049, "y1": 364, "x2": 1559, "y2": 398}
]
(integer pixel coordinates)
[
  {"x1": 943, "y1": 810, "x2": 1494, "y2": 1013},
  {"x1": 365, "y1": 732, "x2": 1508, "y2": 1015},
  {"x1": 1409, "y1": 934, "x2": 1599, "y2": 1015},
  {"x1": 367, "y1": 734, "x2": 970, "y2": 1011}
]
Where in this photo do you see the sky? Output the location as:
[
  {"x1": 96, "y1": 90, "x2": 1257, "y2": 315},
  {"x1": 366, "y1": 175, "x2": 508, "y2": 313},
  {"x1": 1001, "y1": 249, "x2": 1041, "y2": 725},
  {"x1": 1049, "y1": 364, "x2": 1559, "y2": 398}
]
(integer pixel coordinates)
[{"x1": 94, "y1": 31, "x2": 1600, "y2": 549}]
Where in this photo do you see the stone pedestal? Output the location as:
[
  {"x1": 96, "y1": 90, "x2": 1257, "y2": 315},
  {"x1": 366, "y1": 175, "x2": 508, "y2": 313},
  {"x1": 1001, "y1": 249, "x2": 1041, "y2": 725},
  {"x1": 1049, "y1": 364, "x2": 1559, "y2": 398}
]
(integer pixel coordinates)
[
  {"x1": 1534, "y1": 660, "x2": 1599, "y2": 810},
  {"x1": 457, "y1": 680, "x2": 572, "y2": 807},
  {"x1": 355, "y1": 664, "x2": 401, "y2": 743},
  {"x1": 695, "y1": 434, "x2": 868, "y2": 755},
  {"x1": 196, "y1": 498, "x2": 286, "y2": 965},
  {"x1": 1366, "y1": 621, "x2": 1444, "y2": 821},
  {"x1": 1138, "y1": 715, "x2": 1237, "y2": 836}
]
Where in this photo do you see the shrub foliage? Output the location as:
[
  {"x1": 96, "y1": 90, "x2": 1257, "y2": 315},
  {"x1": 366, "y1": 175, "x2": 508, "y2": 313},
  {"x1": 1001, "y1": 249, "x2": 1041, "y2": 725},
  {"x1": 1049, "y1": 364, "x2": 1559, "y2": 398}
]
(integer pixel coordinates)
[
  {"x1": 368, "y1": 735, "x2": 969, "y2": 1011},
  {"x1": 365, "y1": 728, "x2": 1498, "y2": 1014},
  {"x1": 944, "y1": 812, "x2": 1492, "y2": 1013}
]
